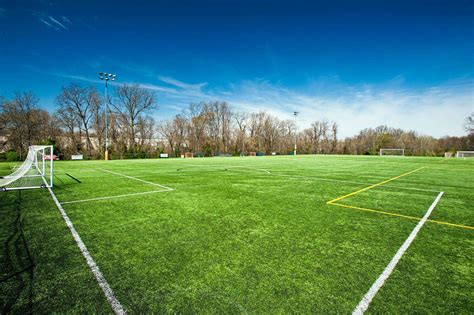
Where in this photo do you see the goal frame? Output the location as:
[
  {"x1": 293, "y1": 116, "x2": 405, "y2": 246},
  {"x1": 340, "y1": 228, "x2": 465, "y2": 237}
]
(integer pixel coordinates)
[
  {"x1": 1, "y1": 145, "x2": 54, "y2": 191},
  {"x1": 456, "y1": 151, "x2": 474, "y2": 158},
  {"x1": 379, "y1": 148, "x2": 405, "y2": 157}
]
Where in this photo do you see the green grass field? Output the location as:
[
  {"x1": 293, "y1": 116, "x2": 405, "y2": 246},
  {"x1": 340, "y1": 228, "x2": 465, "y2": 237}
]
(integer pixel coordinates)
[{"x1": 1, "y1": 155, "x2": 473, "y2": 313}]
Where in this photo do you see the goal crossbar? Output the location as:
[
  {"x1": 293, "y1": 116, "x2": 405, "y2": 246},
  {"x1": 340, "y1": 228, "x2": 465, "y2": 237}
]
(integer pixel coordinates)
[{"x1": 1, "y1": 145, "x2": 54, "y2": 191}]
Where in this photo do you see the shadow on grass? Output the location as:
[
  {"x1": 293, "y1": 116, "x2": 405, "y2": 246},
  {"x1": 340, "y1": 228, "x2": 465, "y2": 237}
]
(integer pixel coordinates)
[{"x1": 0, "y1": 190, "x2": 35, "y2": 314}]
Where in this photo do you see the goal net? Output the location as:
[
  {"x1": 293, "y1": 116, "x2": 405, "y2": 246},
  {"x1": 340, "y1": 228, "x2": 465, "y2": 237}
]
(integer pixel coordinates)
[
  {"x1": 379, "y1": 148, "x2": 405, "y2": 156},
  {"x1": 456, "y1": 151, "x2": 474, "y2": 158},
  {"x1": 1, "y1": 145, "x2": 54, "y2": 191}
]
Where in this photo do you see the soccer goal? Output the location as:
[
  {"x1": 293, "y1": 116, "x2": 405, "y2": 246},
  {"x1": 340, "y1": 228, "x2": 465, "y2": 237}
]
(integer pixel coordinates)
[
  {"x1": 456, "y1": 151, "x2": 474, "y2": 158},
  {"x1": 185, "y1": 152, "x2": 194, "y2": 158},
  {"x1": 379, "y1": 148, "x2": 405, "y2": 156},
  {"x1": 0, "y1": 145, "x2": 54, "y2": 191}
]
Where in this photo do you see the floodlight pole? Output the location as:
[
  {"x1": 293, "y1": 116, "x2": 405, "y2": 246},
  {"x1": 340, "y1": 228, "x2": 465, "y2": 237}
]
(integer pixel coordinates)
[
  {"x1": 293, "y1": 111, "x2": 299, "y2": 156},
  {"x1": 98, "y1": 72, "x2": 117, "y2": 160}
]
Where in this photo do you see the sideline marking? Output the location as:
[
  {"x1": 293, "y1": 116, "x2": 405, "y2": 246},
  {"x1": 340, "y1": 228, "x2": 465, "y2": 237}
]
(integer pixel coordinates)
[
  {"x1": 61, "y1": 189, "x2": 172, "y2": 204},
  {"x1": 352, "y1": 192, "x2": 444, "y2": 315},
  {"x1": 97, "y1": 168, "x2": 174, "y2": 191},
  {"x1": 327, "y1": 167, "x2": 425, "y2": 204},
  {"x1": 48, "y1": 187, "x2": 126, "y2": 314}
]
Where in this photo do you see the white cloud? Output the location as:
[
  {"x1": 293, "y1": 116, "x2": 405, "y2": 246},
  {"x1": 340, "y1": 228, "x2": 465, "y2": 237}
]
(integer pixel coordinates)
[
  {"x1": 210, "y1": 79, "x2": 472, "y2": 138},
  {"x1": 61, "y1": 15, "x2": 71, "y2": 24},
  {"x1": 39, "y1": 18, "x2": 61, "y2": 31},
  {"x1": 158, "y1": 76, "x2": 207, "y2": 90},
  {"x1": 48, "y1": 16, "x2": 67, "y2": 29},
  {"x1": 39, "y1": 68, "x2": 473, "y2": 138},
  {"x1": 150, "y1": 77, "x2": 473, "y2": 138}
]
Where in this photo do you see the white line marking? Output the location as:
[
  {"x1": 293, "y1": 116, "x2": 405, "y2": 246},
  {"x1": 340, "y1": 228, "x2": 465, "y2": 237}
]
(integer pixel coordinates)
[
  {"x1": 175, "y1": 163, "x2": 439, "y2": 193},
  {"x1": 48, "y1": 187, "x2": 126, "y2": 314},
  {"x1": 267, "y1": 173, "x2": 440, "y2": 193},
  {"x1": 61, "y1": 189, "x2": 172, "y2": 204},
  {"x1": 97, "y1": 168, "x2": 174, "y2": 190},
  {"x1": 352, "y1": 191, "x2": 444, "y2": 315},
  {"x1": 227, "y1": 166, "x2": 272, "y2": 174}
]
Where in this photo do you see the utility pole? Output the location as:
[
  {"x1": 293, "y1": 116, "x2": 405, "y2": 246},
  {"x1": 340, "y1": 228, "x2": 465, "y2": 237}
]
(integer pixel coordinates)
[
  {"x1": 294, "y1": 111, "x2": 299, "y2": 156},
  {"x1": 98, "y1": 72, "x2": 116, "y2": 160}
]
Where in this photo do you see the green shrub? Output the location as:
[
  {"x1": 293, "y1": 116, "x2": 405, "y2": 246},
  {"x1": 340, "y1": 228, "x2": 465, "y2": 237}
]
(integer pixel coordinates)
[{"x1": 6, "y1": 151, "x2": 19, "y2": 162}]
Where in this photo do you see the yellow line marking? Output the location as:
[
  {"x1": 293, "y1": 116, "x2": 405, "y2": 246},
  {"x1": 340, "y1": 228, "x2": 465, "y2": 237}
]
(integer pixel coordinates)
[
  {"x1": 427, "y1": 219, "x2": 474, "y2": 230},
  {"x1": 327, "y1": 167, "x2": 425, "y2": 204},
  {"x1": 328, "y1": 202, "x2": 474, "y2": 230},
  {"x1": 326, "y1": 166, "x2": 473, "y2": 231},
  {"x1": 328, "y1": 202, "x2": 422, "y2": 221}
]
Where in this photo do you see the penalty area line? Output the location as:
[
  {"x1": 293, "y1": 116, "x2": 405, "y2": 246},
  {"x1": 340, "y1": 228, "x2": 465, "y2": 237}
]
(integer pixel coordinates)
[
  {"x1": 97, "y1": 168, "x2": 174, "y2": 191},
  {"x1": 352, "y1": 191, "x2": 444, "y2": 315},
  {"x1": 48, "y1": 187, "x2": 126, "y2": 314}
]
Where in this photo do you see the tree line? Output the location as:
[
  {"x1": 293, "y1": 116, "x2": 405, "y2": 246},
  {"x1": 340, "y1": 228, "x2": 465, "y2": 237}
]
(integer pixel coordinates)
[{"x1": 0, "y1": 83, "x2": 473, "y2": 160}]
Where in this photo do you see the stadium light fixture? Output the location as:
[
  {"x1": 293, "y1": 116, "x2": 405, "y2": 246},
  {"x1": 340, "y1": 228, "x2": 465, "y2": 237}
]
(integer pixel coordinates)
[{"x1": 98, "y1": 72, "x2": 117, "y2": 161}]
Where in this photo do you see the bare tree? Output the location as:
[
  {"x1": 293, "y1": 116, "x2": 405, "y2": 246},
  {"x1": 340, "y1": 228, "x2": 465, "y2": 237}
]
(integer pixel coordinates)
[
  {"x1": 184, "y1": 103, "x2": 208, "y2": 153},
  {"x1": 114, "y1": 84, "x2": 157, "y2": 151},
  {"x1": 2, "y1": 92, "x2": 43, "y2": 157},
  {"x1": 234, "y1": 111, "x2": 249, "y2": 154},
  {"x1": 54, "y1": 106, "x2": 81, "y2": 154},
  {"x1": 56, "y1": 84, "x2": 97, "y2": 155},
  {"x1": 465, "y1": 113, "x2": 474, "y2": 135},
  {"x1": 330, "y1": 122, "x2": 338, "y2": 153},
  {"x1": 136, "y1": 115, "x2": 156, "y2": 152}
]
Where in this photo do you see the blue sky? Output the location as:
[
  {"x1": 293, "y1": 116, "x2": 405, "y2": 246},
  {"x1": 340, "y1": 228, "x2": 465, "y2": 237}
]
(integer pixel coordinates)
[{"x1": 0, "y1": 0, "x2": 473, "y2": 137}]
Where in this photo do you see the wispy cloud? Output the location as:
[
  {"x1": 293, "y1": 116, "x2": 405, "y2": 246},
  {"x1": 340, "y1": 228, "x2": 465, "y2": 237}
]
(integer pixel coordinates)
[
  {"x1": 61, "y1": 15, "x2": 71, "y2": 24},
  {"x1": 34, "y1": 66, "x2": 472, "y2": 137},
  {"x1": 0, "y1": 7, "x2": 6, "y2": 19},
  {"x1": 158, "y1": 76, "x2": 207, "y2": 91},
  {"x1": 209, "y1": 78, "x2": 473, "y2": 138},
  {"x1": 48, "y1": 16, "x2": 67, "y2": 29},
  {"x1": 39, "y1": 18, "x2": 61, "y2": 31}
]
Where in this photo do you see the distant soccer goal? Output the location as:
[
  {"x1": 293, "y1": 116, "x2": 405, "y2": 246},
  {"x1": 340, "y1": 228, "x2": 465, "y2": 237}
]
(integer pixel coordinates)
[
  {"x1": 185, "y1": 152, "x2": 194, "y2": 158},
  {"x1": 379, "y1": 148, "x2": 405, "y2": 156},
  {"x1": 456, "y1": 151, "x2": 474, "y2": 158},
  {"x1": 0, "y1": 145, "x2": 54, "y2": 191}
]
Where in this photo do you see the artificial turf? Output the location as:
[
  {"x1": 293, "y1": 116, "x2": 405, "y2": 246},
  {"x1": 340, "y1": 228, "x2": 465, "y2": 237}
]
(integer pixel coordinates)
[{"x1": 0, "y1": 155, "x2": 473, "y2": 313}]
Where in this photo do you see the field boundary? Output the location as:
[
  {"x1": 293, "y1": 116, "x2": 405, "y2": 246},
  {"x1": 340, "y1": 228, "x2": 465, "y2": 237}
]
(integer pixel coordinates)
[
  {"x1": 352, "y1": 191, "x2": 444, "y2": 314},
  {"x1": 48, "y1": 187, "x2": 126, "y2": 314}
]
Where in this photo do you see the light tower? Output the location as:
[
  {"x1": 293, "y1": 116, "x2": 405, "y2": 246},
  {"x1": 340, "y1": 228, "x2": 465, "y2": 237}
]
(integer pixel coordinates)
[
  {"x1": 98, "y1": 72, "x2": 116, "y2": 161},
  {"x1": 293, "y1": 111, "x2": 299, "y2": 156}
]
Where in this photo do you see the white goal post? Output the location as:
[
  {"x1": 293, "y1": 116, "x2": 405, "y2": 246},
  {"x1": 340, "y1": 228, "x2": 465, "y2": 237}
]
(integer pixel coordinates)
[
  {"x1": 0, "y1": 145, "x2": 54, "y2": 191},
  {"x1": 379, "y1": 148, "x2": 405, "y2": 156},
  {"x1": 456, "y1": 151, "x2": 474, "y2": 158}
]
